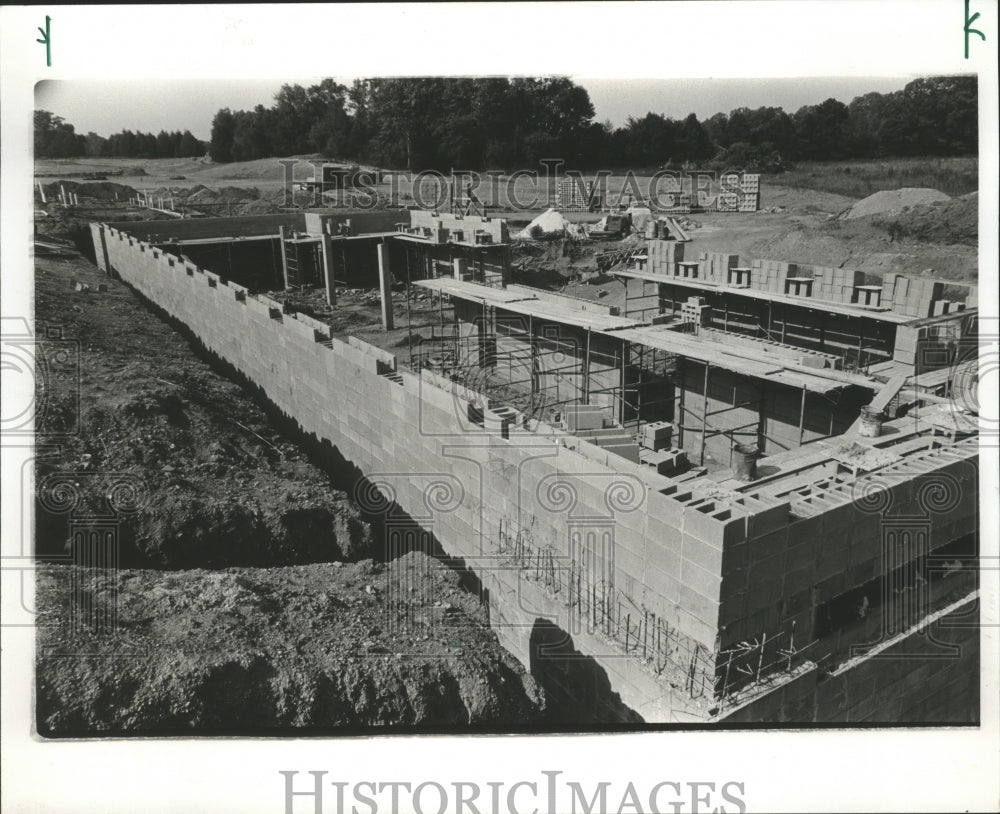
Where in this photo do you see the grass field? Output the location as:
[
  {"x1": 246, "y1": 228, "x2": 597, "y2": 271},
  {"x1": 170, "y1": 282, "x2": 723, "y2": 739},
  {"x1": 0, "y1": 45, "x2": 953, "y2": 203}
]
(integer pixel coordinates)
[
  {"x1": 35, "y1": 155, "x2": 980, "y2": 211},
  {"x1": 774, "y1": 157, "x2": 978, "y2": 199}
]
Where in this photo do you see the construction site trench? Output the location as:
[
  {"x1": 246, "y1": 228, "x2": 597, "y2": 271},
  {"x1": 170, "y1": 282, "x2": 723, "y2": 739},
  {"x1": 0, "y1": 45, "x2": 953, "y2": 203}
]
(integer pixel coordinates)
[{"x1": 34, "y1": 242, "x2": 568, "y2": 735}]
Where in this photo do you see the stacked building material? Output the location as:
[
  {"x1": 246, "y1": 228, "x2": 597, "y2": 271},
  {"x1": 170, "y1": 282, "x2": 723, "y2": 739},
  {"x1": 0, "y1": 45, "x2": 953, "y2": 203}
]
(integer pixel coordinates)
[
  {"x1": 646, "y1": 238, "x2": 686, "y2": 275},
  {"x1": 681, "y1": 296, "x2": 711, "y2": 328},
  {"x1": 739, "y1": 174, "x2": 761, "y2": 212},
  {"x1": 750, "y1": 259, "x2": 798, "y2": 294},
  {"x1": 697, "y1": 252, "x2": 740, "y2": 284},
  {"x1": 639, "y1": 420, "x2": 674, "y2": 451},
  {"x1": 557, "y1": 178, "x2": 601, "y2": 212}
]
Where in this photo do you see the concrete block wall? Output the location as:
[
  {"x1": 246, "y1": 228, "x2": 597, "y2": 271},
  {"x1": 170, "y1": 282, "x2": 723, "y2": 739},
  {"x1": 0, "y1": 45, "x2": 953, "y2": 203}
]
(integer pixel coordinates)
[
  {"x1": 105, "y1": 213, "x2": 305, "y2": 242},
  {"x1": 98, "y1": 222, "x2": 769, "y2": 720},
  {"x1": 97, "y1": 223, "x2": 979, "y2": 721},
  {"x1": 720, "y1": 437, "x2": 979, "y2": 649},
  {"x1": 409, "y1": 209, "x2": 509, "y2": 244},
  {"x1": 676, "y1": 360, "x2": 762, "y2": 466},
  {"x1": 673, "y1": 362, "x2": 861, "y2": 466},
  {"x1": 91, "y1": 223, "x2": 110, "y2": 273},
  {"x1": 720, "y1": 591, "x2": 979, "y2": 723}
]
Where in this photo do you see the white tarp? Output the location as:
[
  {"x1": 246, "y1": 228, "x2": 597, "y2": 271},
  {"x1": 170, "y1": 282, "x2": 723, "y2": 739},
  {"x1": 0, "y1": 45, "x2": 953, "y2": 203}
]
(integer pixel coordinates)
[{"x1": 516, "y1": 207, "x2": 569, "y2": 239}]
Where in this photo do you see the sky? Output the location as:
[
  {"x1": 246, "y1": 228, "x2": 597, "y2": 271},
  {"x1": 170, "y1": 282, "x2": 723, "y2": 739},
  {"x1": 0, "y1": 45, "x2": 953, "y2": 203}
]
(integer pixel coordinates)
[{"x1": 35, "y1": 76, "x2": 916, "y2": 142}]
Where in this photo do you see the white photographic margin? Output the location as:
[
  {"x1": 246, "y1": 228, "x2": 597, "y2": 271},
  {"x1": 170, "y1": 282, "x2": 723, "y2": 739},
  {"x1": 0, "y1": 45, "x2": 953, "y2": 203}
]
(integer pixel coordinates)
[{"x1": 1, "y1": 3, "x2": 997, "y2": 813}]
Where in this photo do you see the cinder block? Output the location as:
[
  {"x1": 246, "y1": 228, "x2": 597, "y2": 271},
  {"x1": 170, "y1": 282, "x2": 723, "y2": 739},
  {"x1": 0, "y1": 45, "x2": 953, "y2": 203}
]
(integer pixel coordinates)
[
  {"x1": 718, "y1": 591, "x2": 747, "y2": 627},
  {"x1": 745, "y1": 499, "x2": 789, "y2": 537},
  {"x1": 748, "y1": 527, "x2": 788, "y2": 562},
  {"x1": 681, "y1": 558, "x2": 722, "y2": 602},
  {"x1": 645, "y1": 538, "x2": 682, "y2": 580},
  {"x1": 676, "y1": 590, "x2": 720, "y2": 636},
  {"x1": 721, "y1": 540, "x2": 748, "y2": 574},
  {"x1": 682, "y1": 533, "x2": 723, "y2": 574},
  {"x1": 682, "y1": 505, "x2": 728, "y2": 547},
  {"x1": 748, "y1": 550, "x2": 785, "y2": 583}
]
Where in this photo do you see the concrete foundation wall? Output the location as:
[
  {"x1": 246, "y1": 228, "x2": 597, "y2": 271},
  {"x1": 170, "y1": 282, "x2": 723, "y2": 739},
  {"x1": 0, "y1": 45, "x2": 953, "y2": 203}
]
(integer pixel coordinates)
[
  {"x1": 93, "y1": 222, "x2": 982, "y2": 724},
  {"x1": 105, "y1": 214, "x2": 306, "y2": 241},
  {"x1": 96, "y1": 222, "x2": 758, "y2": 721},
  {"x1": 719, "y1": 442, "x2": 979, "y2": 650},
  {"x1": 721, "y1": 592, "x2": 979, "y2": 724},
  {"x1": 303, "y1": 211, "x2": 402, "y2": 236}
]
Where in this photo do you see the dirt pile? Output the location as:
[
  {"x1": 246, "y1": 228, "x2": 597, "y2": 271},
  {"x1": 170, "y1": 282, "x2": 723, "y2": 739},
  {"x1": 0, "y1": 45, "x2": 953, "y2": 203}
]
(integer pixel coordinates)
[
  {"x1": 36, "y1": 554, "x2": 547, "y2": 734},
  {"x1": 34, "y1": 251, "x2": 374, "y2": 568},
  {"x1": 511, "y1": 237, "x2": 612, "y2": 285},
  {"x1": 841, "y1": 187, "x2": 950, "y2": 220},
  {"x1": 875, "y1": 191, "x2": 978, "y2": 246}
]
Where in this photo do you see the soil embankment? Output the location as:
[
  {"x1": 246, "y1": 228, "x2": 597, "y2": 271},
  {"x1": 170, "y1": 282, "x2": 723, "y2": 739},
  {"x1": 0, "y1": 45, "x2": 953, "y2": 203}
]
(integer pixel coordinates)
[
  {"x1": 36, "y1": 554, "x2": 545, "y2": 734},
  {"x1": 34, "y1": 240, "x2": 547, "y2": 734}
]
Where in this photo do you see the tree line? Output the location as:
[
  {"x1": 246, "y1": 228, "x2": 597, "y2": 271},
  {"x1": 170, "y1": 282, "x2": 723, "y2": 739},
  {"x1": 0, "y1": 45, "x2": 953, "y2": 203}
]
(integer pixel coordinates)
[
  {"x1": 208, "y1": 75, "x2": 975, "y2": 172},
  {"x1": 36, "y1": 74, "x2": 976, "y2": 171},
  {"x1": 34, "y1": 110, "x2": 205, "y2": 159}
]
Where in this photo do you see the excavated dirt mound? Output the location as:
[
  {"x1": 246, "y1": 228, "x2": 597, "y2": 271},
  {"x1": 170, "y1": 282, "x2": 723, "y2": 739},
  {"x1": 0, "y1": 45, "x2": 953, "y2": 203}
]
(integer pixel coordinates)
[
  {"x1": 184, "y1": 185, "x2": 262, "y2": 204},
  {"x1": 873, "y1": 191, "x2": 978, "y2": 246},
  {"x1": 36, "y1": 554, "x2": 547, "y2": 734},
  {"x1": 841, "y1": 187, "x2": 951, "y2": 220},
  {"x1": 35, "y1": 250, "x2": 375, "y2": 568}
]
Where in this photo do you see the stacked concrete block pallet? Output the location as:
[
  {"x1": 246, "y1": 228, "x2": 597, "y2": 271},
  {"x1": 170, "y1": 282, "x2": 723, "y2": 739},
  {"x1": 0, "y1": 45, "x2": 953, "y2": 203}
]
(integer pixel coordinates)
[
  {"x1": 884, "y1": 275, "x2": 945, "y2": 318},
  {"x1": 556, "y1": 178, "x2": 598, "y2": 212},
  {"x1": 716, "y1": 192, "x2": 740, "y2": 213},
  {"x1": 646, "y1": 238, "x2": 686, "y2": 275},
  {"x1": 916, "y1": 279, "x2": 945, "y2": 317},
  {"x1": 739, "y1": 174, "x2": 760, "y2": 212},
  {"x1": 749, "y1": 259, "x2": 799, "y2": 295},
  {"x1": 697, "y1": 252, "x2": 740, "y2": 285}
]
